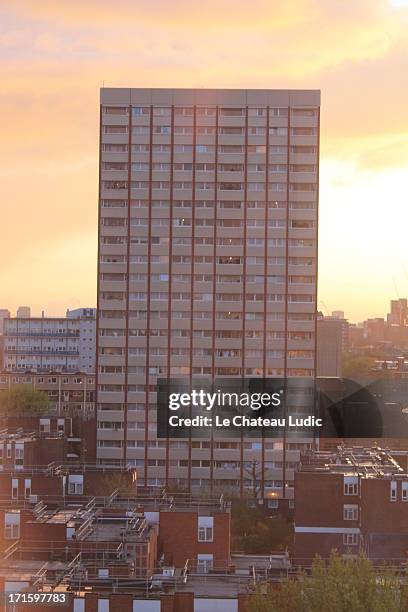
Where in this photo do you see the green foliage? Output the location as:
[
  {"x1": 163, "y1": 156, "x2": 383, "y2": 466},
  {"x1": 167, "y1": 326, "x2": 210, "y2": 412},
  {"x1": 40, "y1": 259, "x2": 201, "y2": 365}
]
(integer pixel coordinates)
[
  {"x1": 232, "y1": 501, "x2": 292, "y2": 554},
  {"x1": 248, "y1": 551, "x2": 404, "y2": 612},
  {"x1": 342, "y1": 354, "x2": 376, "y2": 378},
  {"x1": 0, "y1": 384, "x2": 49, "y2": 416},
  {"x1": 94, "y1": 472, "x2": 136, "y2": 497}
]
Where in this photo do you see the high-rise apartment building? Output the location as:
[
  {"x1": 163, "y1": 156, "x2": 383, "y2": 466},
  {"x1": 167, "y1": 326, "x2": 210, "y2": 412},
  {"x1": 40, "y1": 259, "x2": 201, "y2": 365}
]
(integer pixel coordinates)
[
  {"x1": 3, "y1": 308, "x2": 96, "y2": 373},
  {"x1": 97, "y1": 88, "x2": 320, "y2": 503}
]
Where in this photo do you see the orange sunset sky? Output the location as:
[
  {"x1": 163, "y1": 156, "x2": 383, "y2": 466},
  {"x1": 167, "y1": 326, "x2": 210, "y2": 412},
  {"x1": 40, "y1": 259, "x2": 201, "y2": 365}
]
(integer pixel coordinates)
[{"x1": 1, "y1": 0, "x2": 408, "y2": 323}]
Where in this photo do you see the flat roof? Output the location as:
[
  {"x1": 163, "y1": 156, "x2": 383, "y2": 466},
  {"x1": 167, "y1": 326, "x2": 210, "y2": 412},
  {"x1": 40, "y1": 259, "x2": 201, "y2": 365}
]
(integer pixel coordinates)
[
  {"x1": 101, "y1": 87, "x2": 321, "y2": 106},
  {"x1": 299, "y1": 446, "x2": 405, "y2": 477}
]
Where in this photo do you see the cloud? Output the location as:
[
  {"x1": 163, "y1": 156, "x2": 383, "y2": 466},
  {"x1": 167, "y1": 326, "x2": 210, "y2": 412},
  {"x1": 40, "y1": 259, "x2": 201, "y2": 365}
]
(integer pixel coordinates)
[
  {"x1": 7, "y1": 0, "x2": 308, "y2": 29},
  {"x1": 2, "y1": 0, "x2": 405, "y2": 75},
  {"x1": 1, "y1": 0, "x2": 408, "y2": 318}
]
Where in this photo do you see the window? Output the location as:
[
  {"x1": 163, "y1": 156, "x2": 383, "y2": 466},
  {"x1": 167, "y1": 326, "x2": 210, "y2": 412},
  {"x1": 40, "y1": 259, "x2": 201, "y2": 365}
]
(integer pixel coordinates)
[
  {"x1": 269, "y1": 127, "x2": 287, "y2": 136},
  {"x1": 291, "y1": 164, "x2": 316, "y2": 173},
  {"x1": 174, "y1": 163, "x2": 193, "y2": 171},
  {"x1": 133, "y1": 162, "x2": 150, "y2": 171},
  {"x1": 68, "y1": 477, "x2": 84, "y2": 495},
  {"x1": 198, "y1": 522, "x2": 214, "y2": 542},
  {"x1": 104, "y1": 106, "x2": 127, "y2": 115},
  {"x1": 219, "y1": 144, "x2": 243, "y2": 153},
  {"x1": 196, "y1": 144, "x2": 214, "y2": 153},
  {"x1": 292, "y1": 108, "x2": 317, "y2": 117},
  {"x1": 98, "y1": 600, "x2": 109, "y2": 612},
  {"x1": 250, "y1": 108, "x2": 266, "y2": 117},
  {"x1": 73, "y1": 600, "x2": 85, "y2": 612},
  {"x1": 219, "y1": 127, "x2": 243, "y2": 135},
  {"x1": 103, "y1": 126, "x2": 127, "y2": 134},
  {"x1": 172, "y1": 144, "x2": 192, "y2": 154},
  {"x1": 24, "y1": 478, "x2": 31, "y2": 498},
  {"x1": 269, "y1": 182, "x2": 285, "y2": 192},
  {"x1": 12, "y1": 479, "x2": 18, "y2": 498},
  {"x1": 269, "y1": 164, "x2": 287, "y2": 173},
  {"x1": 103, "y1": 162, "x2": 127, "y2": 171},
  {"x1": 219, "y1": 182, "x2": 243, "y2": 191},
  {"x1": 291, "y1": 127, "x2": 316, "y2": 135},
  {"x1": 343, "y1": 533, "x2": 359, "y2": 546},
  {"x1": 5, "y1": 522, "x2": 20, "y2": 539},
  {"x1": 390, "y1": 480, "x2": 397, "y2": 501},
  {"x1": 197, "y1": 554, "x2": 213, "y2": 574},
  {"x1": 175, "y1": 107, "x2": 193, "y2": 116},
  {"x1": 5, "y1": 513, "x2": 20, "y2": 539},
  {"x1": 291, "y1": 145, "x2": 316, "y2": 154},
  {"x1": 103, "y1": 180, "x2": 127, "y2": 190},
  {"x1": 343, "y1": 504, "x2": 358, "y2": 520},
  {"x1": 402, "y1": 482, "x2": 408, "y2": 501},
  {"x1": 132, "y1": 106, "x2": 149, "y2": 116},
  {"x1": 175, "y1": 126, "x2": 193, "y2": 134},
  {"x1": 154, "y1": 107, "x2": 170, "y2": 116},
  {"x1": 344, "y1": 476, "x2": 358, "y2": 496},
  {"x1": 271, "y1": 108, "x2": 288, "y2": 117},
  {"x1": 220, "y1": 108, "x2": 244, "y2": 116},
  {"x1": 290, "y1": 182, "x2": 316, "y2": 192},
  {"x1": 197, "y1": 107, "x2": 216, "y2": 116},
  {"x1": 248, "y1": 183, "x2": 264, "y2": 192},
  {"x1": 15, "y1": 446, "x2": 24, "y2": 466}
]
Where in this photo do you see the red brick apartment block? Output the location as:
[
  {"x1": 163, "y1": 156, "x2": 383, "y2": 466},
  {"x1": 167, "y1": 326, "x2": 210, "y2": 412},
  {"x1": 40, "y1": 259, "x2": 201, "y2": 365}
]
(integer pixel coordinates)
[
  {"x1": 159, "y1": 510, "x2": 230, "y2": 572},
  {"x1": 295, "y1": 445, "x2": 408, "y2": 564},
  {"x1": 0, "y1": 370, "x2": 97, "y2": 461},
  {"x1": 0, "y1": 432, "x2": 66, "y2": 468},
  {"x1": 0, "y1": 493, "x2": 236, "y2": 610},
  {"x1": 0, "y1": 507, "x2": 32, "y2": 545},
  {"x1": 5, "y1": 592, "x2": 248, "y2": 612},
  {"x1": 0, "y1": 413, "x2": 97, "y2": 463},
  {"x1": 0, "y1": 464, "x2": 136, "y2": 503},
  {"x1": 8, "y1": 592, "x2": 251, "y2": 612}
]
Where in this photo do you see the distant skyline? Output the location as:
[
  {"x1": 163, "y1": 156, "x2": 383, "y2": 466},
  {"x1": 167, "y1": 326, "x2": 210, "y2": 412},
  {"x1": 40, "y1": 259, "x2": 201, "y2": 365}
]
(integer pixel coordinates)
[
  {"x1": 2, "y1": 297, "x2": 403, "y2": 326},
  {"x1": 1, "y1": 1, "x2": 408, "y2": 323}
]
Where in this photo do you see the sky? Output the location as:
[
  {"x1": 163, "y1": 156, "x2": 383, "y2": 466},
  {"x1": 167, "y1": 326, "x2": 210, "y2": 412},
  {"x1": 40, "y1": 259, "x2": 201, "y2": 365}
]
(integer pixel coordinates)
[{"x1": 1, "y1": 0, "x2": 408, "y2": 323}]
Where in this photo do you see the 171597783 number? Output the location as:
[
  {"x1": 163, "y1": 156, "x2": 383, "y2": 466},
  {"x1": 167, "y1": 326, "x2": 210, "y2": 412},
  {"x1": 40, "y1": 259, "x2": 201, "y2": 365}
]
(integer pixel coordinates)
[{"x1": 5, "y1": 592, "x2": 69, "y2": 606}]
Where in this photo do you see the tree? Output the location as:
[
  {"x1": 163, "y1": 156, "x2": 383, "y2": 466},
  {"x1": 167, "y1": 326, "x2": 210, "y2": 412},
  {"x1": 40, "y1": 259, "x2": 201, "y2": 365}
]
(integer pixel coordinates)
[
  {"x1": 342, "y1": 354, "x2": 376, "y2": 378},
  {"x1": 244, "y1": 460, "x2": 263, "y2": 502},
  {"x1": 232, "y1": 501, "x2": 292, "y2": 554},
  {"x1": 0, "y1": 385, "x2": 49, "y2": 416},
  {"x1": 248, "y1": 551, "x2": 404, "y2": 612},
  {"x1": 94, "y1": 472, "x2": 136, "y2": 497}
]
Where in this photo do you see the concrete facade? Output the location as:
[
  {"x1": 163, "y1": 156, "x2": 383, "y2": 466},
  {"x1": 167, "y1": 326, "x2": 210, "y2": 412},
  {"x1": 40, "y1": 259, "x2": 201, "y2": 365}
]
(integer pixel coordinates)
[
  {"x1": 96, "y1": 88, "x2": 320, "y2": 500},
  {"x1": 3, "y1": 309, "x2": 96, "y2": 373}
]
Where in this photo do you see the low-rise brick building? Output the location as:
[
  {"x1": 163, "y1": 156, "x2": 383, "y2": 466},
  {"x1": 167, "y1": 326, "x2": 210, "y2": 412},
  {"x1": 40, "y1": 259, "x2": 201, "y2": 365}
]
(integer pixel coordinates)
[
  {"x1": 0, "y1": 463, "x2": 137, "y2": 501},
  {"x1": 159, "y1": 508, "x2": 230, "y2": 573},
  {"x1": 294, "y1": 446, "x2": 408, "y2": 565},
  {"x1": 0, "y1": 371, "x2": 95, "y2": 416}
]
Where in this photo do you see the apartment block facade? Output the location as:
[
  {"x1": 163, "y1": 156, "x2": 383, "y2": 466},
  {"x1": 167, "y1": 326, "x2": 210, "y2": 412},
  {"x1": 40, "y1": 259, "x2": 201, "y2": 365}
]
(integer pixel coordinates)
[
  {"x1": 3, "y1": 308, "x2": 96, "y2": 373},
  {"x1": 295, "y1": 446, "x2": 408, "y2": 564},
  {"x1": 97, "y1": 88, "x2": 320, "y2": 500},
  {"x1": 0, "y1": 371, "x2": 95, "y2": 415}
]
